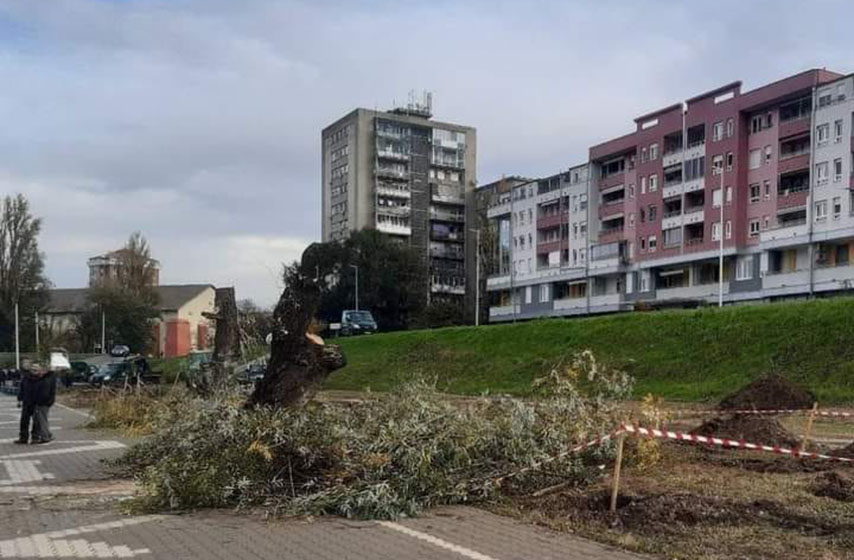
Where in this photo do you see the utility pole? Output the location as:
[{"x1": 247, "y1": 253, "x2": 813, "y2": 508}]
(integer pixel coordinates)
[
  {"x1": 470, "y1": 228, "x2": 481, "y2": 326},
  {"x1": 718, "y1": 164, "x2": 725, "y2": 308},
  {"x1": 101, "y1": 310, "x2": 106, "y2": 354},
  {"x1": 350, "y1": 264, "x2": 359, "y2": 310},
  {"x1": 14, "y1": 303, "x2": 20, "y2": 370}
]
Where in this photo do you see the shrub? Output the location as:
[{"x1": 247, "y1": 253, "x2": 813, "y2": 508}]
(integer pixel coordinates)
[{"x1": 110, "y1": 351, "x2": 632, "y2": 519}]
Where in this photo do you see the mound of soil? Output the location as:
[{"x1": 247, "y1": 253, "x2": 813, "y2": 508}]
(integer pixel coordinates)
[
  {"x1": 718, "y1": 374, "x2": 815, "y2": 411},
  {"x1": 812, "y1": 471, "x2": 854, "y2": 502},
  {"x1": 690, "y1": 414, "x2": 799, "y2": 448}
]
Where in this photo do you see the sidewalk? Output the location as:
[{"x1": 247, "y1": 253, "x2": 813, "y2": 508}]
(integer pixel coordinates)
[{"x1": 0, "y1": 395, "x2": 650, "y2": 559}]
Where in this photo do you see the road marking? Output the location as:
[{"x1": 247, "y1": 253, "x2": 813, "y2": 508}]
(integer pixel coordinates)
[
  {"x1": 0, "y1": 515, "x2": 163, "y2": 558},
  {"x1": 378, "y1": 521, "x2": 501, "y2": 560},
  {"x1": 0, "y1": 441, "x2": 125, "y2": 460},
  {"x1": 0, "y1": 460, "x2": 54, "y2": 485}
]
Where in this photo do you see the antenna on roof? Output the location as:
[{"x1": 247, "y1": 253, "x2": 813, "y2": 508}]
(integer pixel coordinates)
[{"x1": 390, "y1": 90, "x2": 433, "y2": 118}]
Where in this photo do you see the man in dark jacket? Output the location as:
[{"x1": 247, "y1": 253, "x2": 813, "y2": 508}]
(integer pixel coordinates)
[{"x1": 16, "y1": 361, "x2": 56, "y2": 445}]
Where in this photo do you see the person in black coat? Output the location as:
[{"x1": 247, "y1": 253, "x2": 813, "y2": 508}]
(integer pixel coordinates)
[{"x1": 16, "y1": 361, "x2": 56, "y2": 445}]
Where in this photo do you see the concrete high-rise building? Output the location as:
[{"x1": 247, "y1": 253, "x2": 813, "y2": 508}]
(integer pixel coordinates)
[
  {"x1": 321, "y1": 96, "x2": 477, "y2": 307},
  {"x1": 483, "y1": 68, "x2": 854, "y2": 322}
]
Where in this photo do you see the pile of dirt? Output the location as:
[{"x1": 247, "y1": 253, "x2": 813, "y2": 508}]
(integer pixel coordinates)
[
  {"x1": 690, "y1": 414, "x2": 799, "y2": 448},
  {"x1": 812, "y1": 471, "x2": 854, "y2": 502},
  {"x1": 831, "y1": 441, "x2": 854, "y2": 459},
  {"x1": 718, "y1": 374, "x2": 815, "y2": 411}
]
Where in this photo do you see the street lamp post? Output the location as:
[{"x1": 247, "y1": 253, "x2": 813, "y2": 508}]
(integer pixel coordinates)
[
  {"x1": 350, "y1": 264, "x2": 359, "y2": 311},
  {"x1": 470, "y1": 228, "x2": 481, "y2": 326}
]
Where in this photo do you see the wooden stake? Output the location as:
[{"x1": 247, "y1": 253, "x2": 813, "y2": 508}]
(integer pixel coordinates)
[
  {"x1": 610, "y1": 433, "x2": 626, "y2": 513},
  {"x1": 801, "y1": 402, "x2": 819, "y2": 451}
]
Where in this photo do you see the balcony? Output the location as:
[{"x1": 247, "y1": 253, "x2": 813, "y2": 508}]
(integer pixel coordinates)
[
  {"x1": 431, "y1": 185, "x2": 465, "y2": 205},
  {"x1": 589, "y1": 293, "x2": 621, "y2": 309},
  {"x1": 375, "y1": 168, "x2": 407, "y2": 180},
  {"x1": 662, "y1": 183, "x2": 684, "y2": 199},
  {"x1": 489, "y1": 304, "x2": 519, "y2": 319},
  {"x1": 683, "y1": 208, "x2": 705, "y2": 225},
  {"x1": 661, "y1": 213, "x2": 683, "y2": 231},
  {"x1": 430, "y1": 209, "x2": 464, "y2": 222},
  {"x1": 487, "y1": 201, "x2": 512, "y2": 218},
  {"x1": 377, "y1": 221, "x2": 411, "y2": 236},
  {"x1": 377, "y1": 150, "x2": 409, "y2": 162},
  {"x1": 760, "y1": 220, "x2": 808, "y2": 246},
  {"x1": 777, "y1": 190, "x2": 808, "y2": 210},
  {"x1": 683, "y1": 177, "x2": 704, "y2": 194},
  {"x1": 598, "y1": 172, "x2": 625, "y2": 191},
  {"x1": 376, "y1": 129, "x2": 407, "y2": 140},
  {"x1": 537, "y1": 240, "x2": 562, "y2": 254},
  {"x1": 684, "y1": 141, "x2": 706, "y2": 160},
  {"x1": 537, "y1": 213, "x2": 564, "y2": 229},
  {"x1": 377, "y1": 205, "x2": 410, "y2": 218},
  {"x1": 684, "y1": 236, "x2": 705, "y2": 248},
  {"x1": 554, "y1": 297, "x2": 588, "y2": 312},
  {"x1": 377, "y1": 185, "x2": 410, "y2": 198},
  {"x1": 431, "y1": 230, "x2": 464, "y2": 242},
  {"x1": 430, "y1": 246, "x2": 465, "y2": 260},
  {"x1": 778, "y1": 154, "x2": 810, "y2": 175},
  {"x1": 814, "y1": 264, "x2": 854, "y2": 289},
  {"x1": 599, "y1": 203, "x2": 624, "y2": 219},
  {"x1": 763, "y1": 269, "x2": 809, "y2": 291},
  {"x1": 598, "y1": 225, "x2": 625, "y2": 244},
  {"x1": 486, "y1": 274, "x2": 511, "y2": 289},
  {"x1": 431, "y1": 282, "x2": 465, "y2": 295},
  {"x1": 662, "y1": 149, "x2": 683, "y2": 168},
  {"x1": 778, "y1": 115, "x2": 810, "y2": 139},
  {"x1": 658, "y1": 283, "x2": 729, "y2": 301}
]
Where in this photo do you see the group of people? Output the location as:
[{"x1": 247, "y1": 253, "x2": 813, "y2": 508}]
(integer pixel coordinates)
[
  {"x1": 0, "y1": 368, "x2": 23, "y2": 387},
  {"x1": 8, "y1": 361, "x2": 56, "y2": 445}
]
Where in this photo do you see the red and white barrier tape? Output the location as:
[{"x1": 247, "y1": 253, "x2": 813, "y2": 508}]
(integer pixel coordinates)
[
  {"x1": 622, "y1": 423, "x2": 854, "y2": 463},
  {"x1": 667, "y1": 408, "x2": 854, "y2": 418},
  {"x1": 493, "y1": 428, "x2": 625, "y2": 484}
]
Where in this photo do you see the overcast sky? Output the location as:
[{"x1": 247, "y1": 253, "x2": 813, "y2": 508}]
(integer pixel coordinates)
[{"x1": 1, "y1": 1, "x2": 852, "y2": 306}]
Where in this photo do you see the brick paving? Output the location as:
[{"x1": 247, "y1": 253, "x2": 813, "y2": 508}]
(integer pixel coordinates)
[{"x1": 0, "y1": 394, "x2": 650, "y2": 559}]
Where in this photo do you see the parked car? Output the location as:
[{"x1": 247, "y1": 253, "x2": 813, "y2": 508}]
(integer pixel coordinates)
[
  {"x1": 89, "y1": 356, "x2": 154, "y2": 386},
  {"x1": 110, "y1": 344, "x2": 131, "y2": 358},
  {"x1": 339, "y1": 310, "x2": 378, "y2": 336}
]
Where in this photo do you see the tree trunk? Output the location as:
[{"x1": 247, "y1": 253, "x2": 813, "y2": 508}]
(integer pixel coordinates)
[{"x1": 248, "y1": 267, "x2": 345, "y2": 408}]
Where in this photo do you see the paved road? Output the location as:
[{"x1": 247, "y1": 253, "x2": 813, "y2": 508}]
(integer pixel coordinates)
[{"x1": 0, "y1": 395, "x2": 649, "y2": 559}]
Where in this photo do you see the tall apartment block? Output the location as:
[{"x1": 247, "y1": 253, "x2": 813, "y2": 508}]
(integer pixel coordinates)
[
  {"x1": 321, "y1": 98, "x2": 477, "y2": 306},
  {"x1": 484, "y1": 68, "x2": 854, "y2": 322}
]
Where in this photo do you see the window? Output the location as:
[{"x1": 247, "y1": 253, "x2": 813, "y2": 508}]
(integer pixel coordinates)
[
  {"x1": 763, "y1": 216, "x2": 769, "y2": 230},
  {"x1": 649, "y1": 143, "x2": 659, "y2": 160},
  {"x1": 640, "y1": 237, "x2": 646, "y2": 252},
  {"x1": 648, "y1": 205, "x2": 657, "y2": 221},
  {"x1": 764, "y1": 145, "x2": 772, "y2": 164},
  {"x1": 539, "y1": 284, "x2": 549, "y2": 303},
  {"x1": 726, "y1": 152, "x2": 734, "y2": 171},
  {"x1": 640, "y1": 147, "x2": 648, "y2": 163},
  {"x1": 712, "y1": 222, "x2": 721, "y2": 241},
  {"x1": 835, "y1": 120, "x2": 844, "y2": 142},
  {"x1": 629, "y1": 213, "x2": 635, "y2": 228},
  {"x1": 736, "y1": 256, "x2": 753, "y2": 280},
  {"x1": 648, "y1": 235, "x2": 657, "y2": 252},
  {"x1": 749, "y1": 183, "x2": 761, "y2": 203},
  {"x1": 815, "y1": 200, "x2": 828, "y2": 221},
  {"x1": 726, "y1": 118, "x2": 734, "y2": 138},
  {"x1": 713, "y1": 121, "x2": 724, "y2": 141},
  {"x1": 641, "y1": 176, "x2": 647, "y2": 194},
  {"x1": 640, "y1": 208, "x2": 646, "y2": 222},
  {"x1": 712, "y1": 155, "x2": 723, "y2": 175},
  {"x1": 749, "y1": 219, "x2": 760, "y2": 237},
  {"x1": 525, "y1": 286, "x2": 532, "y2": 304},
  {"x1": 834, "y1": 158, "x2": 843, "y2": 182},
  {"x1": 640, "y1": 269, "x2": 650, "y2": 292},
  {"x1": 725, "y1": 220, "x2": 732, "y2": 239},
  {"x1": 713, "y1": 188, "x2": 722, "y2": 207},
  {"x1": 580, "y1": 222, "x2": 587, "y2": 237},
  {"x1": 749, "y1": 149, "x2": 761, "y2": 169},
  {"x1": 833, "y1": 197, "x2": 842, "y2": 219},
  {"x1": 751, "y1": 115, "x2": 763, "y2": 133},
  {"x1": 817, "y1": 123, "x2": 830, "y2": 144},
  {"x1": 815, "y1": 162, "x2": 829, "y2": 185},
  {"x1": 628, "y1": 184, "x2": 635, "y2": 198},
  {"x1": 764, "y1": 180, "x2": 771, "y2": 200},
  {"x1": 649, "y1": 174, "x2": 658, "y2": 192}
]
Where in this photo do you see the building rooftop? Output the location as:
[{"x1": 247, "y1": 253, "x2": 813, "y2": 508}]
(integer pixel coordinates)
[{"x1": 45, "y1": 284, "x2": 214, "y2": 314}]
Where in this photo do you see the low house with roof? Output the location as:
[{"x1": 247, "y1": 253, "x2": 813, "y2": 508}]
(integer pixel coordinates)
[{"x1": 42, "y1": 284, "x2": 216, "y2": 358}]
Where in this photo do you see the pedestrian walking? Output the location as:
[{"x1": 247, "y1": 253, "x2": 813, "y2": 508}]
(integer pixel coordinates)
[{"x1": 16, "y1": 361, "x2": 56, "y2": 445}]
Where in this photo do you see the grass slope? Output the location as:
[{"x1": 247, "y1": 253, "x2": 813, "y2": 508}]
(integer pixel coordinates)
[{"x1": 327, "y1": 297, "x2": 854, "y2": 404}]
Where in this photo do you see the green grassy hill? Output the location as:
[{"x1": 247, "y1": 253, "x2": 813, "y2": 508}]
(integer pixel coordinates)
[{"x1": 326, "y1": 298, "x2": 854, "y2": 404}]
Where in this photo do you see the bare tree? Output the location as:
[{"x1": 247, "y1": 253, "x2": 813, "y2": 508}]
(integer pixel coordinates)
[
  {"x1": 116, "y1": 232, "x2": 158, "y2": 301},
  {"x1": 0, "y1": 194, "x2": 49, "y2": 351}
]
